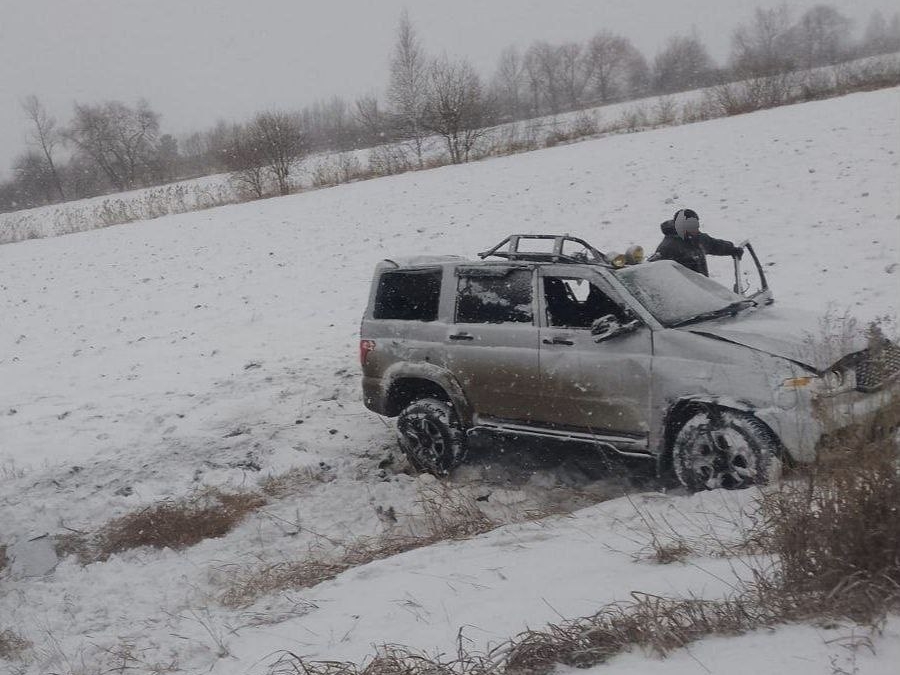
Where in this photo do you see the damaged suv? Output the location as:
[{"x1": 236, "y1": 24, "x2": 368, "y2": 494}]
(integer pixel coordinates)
[{"x1": 360, "y1": 234, "x2": 899, "y2": 490}]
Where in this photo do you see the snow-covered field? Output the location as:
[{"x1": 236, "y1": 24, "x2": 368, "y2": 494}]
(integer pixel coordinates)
[{"x1": 1, "y1": 87, "x2": 899, "y2": 674}]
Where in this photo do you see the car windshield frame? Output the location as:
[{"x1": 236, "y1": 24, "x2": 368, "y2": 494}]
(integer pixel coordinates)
[{"x1": 614, "y1": 260, "x2": 751, "y2": 327}]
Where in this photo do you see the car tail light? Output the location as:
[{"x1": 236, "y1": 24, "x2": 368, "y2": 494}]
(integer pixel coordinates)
[{"x1": 359, "y1": 339, "x2": 376, "y2": 366}]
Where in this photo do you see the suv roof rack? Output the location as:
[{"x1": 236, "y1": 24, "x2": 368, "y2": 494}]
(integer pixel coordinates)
[{"x1": 478, "y1": 234, "x2": 610, "y2": 265}]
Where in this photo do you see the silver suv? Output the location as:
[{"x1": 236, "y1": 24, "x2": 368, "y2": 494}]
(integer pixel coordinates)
[{"x1": 360, "y1": 234, "x2": 898, "y2": 490}]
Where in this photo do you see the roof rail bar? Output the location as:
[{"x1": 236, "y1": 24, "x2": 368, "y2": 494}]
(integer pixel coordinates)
[{"x1": 478, "y1": 234, "x2": 609, "y2": 264}]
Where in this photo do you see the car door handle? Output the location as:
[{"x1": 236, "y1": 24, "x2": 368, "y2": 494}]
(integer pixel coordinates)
[
  {"x1": 449, "y1": 333, "x2": 474, "y2": 341},
  {"x1": 542, "y1": 337, "x2": 574, "y2": 345}
]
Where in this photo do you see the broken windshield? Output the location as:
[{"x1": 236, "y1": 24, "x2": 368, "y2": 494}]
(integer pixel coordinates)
[{"x1": 615, "y1": 260, "x2": 748, "y2": 327}]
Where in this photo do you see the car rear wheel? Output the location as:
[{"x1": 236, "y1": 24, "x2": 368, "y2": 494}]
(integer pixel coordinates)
[
  {"x1": 396, "y1": 398, "x2": 467, "y2": 476},
  {"x1": 672, "y1": 409, "x2": 780, "y2": 491}
]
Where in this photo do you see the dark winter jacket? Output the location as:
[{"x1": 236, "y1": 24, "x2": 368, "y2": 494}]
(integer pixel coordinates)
[{"x1": 651, "y1": 220, "x2": 741, "y2": 276}]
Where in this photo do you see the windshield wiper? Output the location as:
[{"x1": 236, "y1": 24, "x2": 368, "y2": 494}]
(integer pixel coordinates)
[{"x1": 671, "y1": 300, "x2": 757, "y2": 328}]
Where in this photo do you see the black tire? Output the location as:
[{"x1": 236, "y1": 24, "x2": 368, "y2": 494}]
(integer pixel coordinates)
[
  {"x1": 396, "y1": 398, "x2": 468, "y2": 476},
  {"x1": 671, "y1": 408, "x2": 781, "y2": 491}
]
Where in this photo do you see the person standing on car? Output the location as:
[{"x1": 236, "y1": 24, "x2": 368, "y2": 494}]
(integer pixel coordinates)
[{"x1": 650, "y1": 208, "x2": 743, "y2": 276}]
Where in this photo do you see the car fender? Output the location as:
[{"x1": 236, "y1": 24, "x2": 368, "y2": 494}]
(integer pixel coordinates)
[
  {"x1": 656, "y1": 394, "x2": 803, "y2": 468},
  {"x1": 381, "y1": 361, "x2": 474, "y2": 425}
]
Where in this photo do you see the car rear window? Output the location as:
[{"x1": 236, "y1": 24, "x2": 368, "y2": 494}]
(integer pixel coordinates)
[
  {"x1": 373, "y1": 268, "x2": 442, "y2": 321},
  {"x1": 455, "y1": 268, "x2": 533, "y2": 324}
]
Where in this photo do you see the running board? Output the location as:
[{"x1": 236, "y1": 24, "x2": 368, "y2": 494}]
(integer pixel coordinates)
[{"x1": 468, "y1": 421, "x2": 653, "y2": 460}]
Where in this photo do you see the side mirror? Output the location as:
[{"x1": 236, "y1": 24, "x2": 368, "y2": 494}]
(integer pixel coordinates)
[{"x1": 591, "y1": 314, "x2": 640, "y2": 342}]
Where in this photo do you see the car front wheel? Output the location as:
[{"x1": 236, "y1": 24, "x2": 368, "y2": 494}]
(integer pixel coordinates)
[
  {"x1": 672, "y1": 408, "x2": 780, "y2": 491},
  {"x1": 396, "y1": 398, "x2": 467, "y2": 476}
]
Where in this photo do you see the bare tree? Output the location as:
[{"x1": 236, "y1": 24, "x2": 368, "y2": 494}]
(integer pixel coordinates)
[
  {"x1": 423, "y1": 57, "x2": 493, "y2": 164},
  {"x1": 731, "y1": 5, "x2": 796, "y2": 78},
  {"x1": 150, "y1": 134, "x2": 180, "y2": 183},
  {"x1": 298, "y1": 98, "x2": 351, "y2": 151},
  {"x1": 12, "y1": 151, "x2": 57, "y2": 207},
  {"x1": 625, "y1": 50, "x2": 652, "y2": 98},
  {"x1": 224, "y1": 124, "x2": 267, "y2": 199},
  {"x1": 492, "y1": 46, "x2": 525, "y2": 119},
  {"x1": 252, "y1": 110, "x2": 306, "y2": 196},
  {"x1": 652, "y1": 32, "x2": 716, "y2": 93},
  {"x1": 526, "y1": 42, "x2": 565, "y2": 113},
  {"x1": 557, "y1": 42, "x2": 591, "y2": 109},
  {"x1": 21, "y1": 95, "x2": 65, "y2": 200},
  {"x1": 388, "y1": 10, "x2": 429, "y2": 168},
  {"x1": 66, "y1": 100, "x2": 160, "y2": 191},
  {"x1": 791, "y1": 4, "x2": 853, "y2": 68},
  {"x1": 522, "y1": 47, "x2": 545, "y2": 115},
  {"x1": 354, "y1": 93, "x2": 386, "y2": 143},
  {"x1": 862, "y1": 10, "x2": 900, "y2": 55},
  {"x1": 584, "y1": 31, "x2": 642, "y2": 102}
]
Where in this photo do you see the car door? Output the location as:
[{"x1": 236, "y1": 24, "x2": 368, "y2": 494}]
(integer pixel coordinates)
[
  {"x1": 536, "y1": 266, "x2": 652, "y2": 441},
  {"x1": 443, "y1": 265, "x2": 542, "y2": 422}
]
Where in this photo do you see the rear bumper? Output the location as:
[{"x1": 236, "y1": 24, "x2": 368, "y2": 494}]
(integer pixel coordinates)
[{"x1": 363, "y1": 376, "x2": 389, "y2": 415}]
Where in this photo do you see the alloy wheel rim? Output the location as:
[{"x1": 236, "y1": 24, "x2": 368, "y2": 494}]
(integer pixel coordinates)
[
  {"x1": 687, "y1": 425, "x2": 757, "y2": 490},
  {"x1": 404, "y1": 418, "x2": 446, "y2": 469}
]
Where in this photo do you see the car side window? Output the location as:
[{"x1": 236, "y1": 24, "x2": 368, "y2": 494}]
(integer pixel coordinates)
[
  {"x1": 543, "y1": 276, "x2": 628, "y2": 328},
  {"x1": 373, "y1": 268, "x2": 442, "y2": 321},
  {"x1": 456, "y1": 269, "x2": 533, "y2": 324}
]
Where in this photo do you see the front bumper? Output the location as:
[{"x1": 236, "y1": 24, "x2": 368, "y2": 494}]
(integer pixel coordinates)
[{"x1": 758, "y1": 384, "x2": 898, "y2": 464}]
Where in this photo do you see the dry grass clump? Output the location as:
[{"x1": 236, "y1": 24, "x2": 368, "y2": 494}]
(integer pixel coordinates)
[
  {"x1": 268, "y1": 644, "x2": 494, "y2": 675},
  {"x1": 261, "y1": 590, "x2": 783, "y2": 675},
  {"x1": 415, "y1": 483, "x2": 495, "y2": 539},
  {"x1": 644, "y1": 539, "x2": 695, "y2": 565},
  {"x1": 222, "y1": 557, "x2": 350, "y2": 608},
  {"x1": 760, "y1": 438, "x2": 900, "y2": 621},
  {"x1": 65, "y1": 490, "x2": 265, "y2": 563},
  {"x1": 222, "y1": 486, "x2": 497, "y2": 608},
  {"x1": 505, "y1": 591, "x2": 784, "y2": 673},
  {"x1": 260, "y1": 465, "x2": 331, "y2": 498},
  {"x1": 0, "y1": 628, "x2": 30, "y2": 660}
]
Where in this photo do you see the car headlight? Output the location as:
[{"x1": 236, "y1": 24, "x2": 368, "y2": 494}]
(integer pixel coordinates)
[
  {"x1": 781, "y1": 376, "x2": 815, "y2": 389},
  {"x1": 781, "y1": 369, "x2": 855, "y2": 395}
]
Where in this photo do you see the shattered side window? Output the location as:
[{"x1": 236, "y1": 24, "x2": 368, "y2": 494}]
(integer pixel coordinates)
[
  {"x1": 373, "y1": 268, "x2": 442, "y2": 321},
  {"x1": 544, "y1": 277, "x2": 629, "y2": 328},
  {"x1": 455, "y1": 269, "x2": 533, "y2": 324}
]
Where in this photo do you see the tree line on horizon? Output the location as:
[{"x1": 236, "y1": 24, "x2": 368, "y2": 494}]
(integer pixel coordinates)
[{"x1": 2, "y1": 3, "x2": 899, "y2": 213}]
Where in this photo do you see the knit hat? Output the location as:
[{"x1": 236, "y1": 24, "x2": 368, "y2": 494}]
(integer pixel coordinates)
[{"x1": 673, "y1": 208, "x2": 700, "y2": 239}]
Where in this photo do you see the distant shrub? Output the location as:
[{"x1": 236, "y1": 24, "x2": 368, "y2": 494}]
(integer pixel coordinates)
[
  {"x1": 544, "y1": 113, "x2": 599, "y2": 147},
  {"x1": 484, "y1": 121, "x2": 542, "y2": 156},
  {"x1": 653, "y1": 97, "x2": 678, "y2": 126},
  {"x1": 368, "y1": 143, "x2": 413, "y2": 177},
  {"x1": 619, "y1": 104, "x2": 649, "y2": 132}
]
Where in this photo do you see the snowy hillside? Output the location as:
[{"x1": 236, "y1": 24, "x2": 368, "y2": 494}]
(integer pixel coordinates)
[{"x1": 1, "y1": 87, "x2": 899, "y2": 674}]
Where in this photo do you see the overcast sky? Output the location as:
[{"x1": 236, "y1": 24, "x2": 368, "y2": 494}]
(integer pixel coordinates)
[{"x1": 0, "y1": 0, "x2": 891, "y2": 177}]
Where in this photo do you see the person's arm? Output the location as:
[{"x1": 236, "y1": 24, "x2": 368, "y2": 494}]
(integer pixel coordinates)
[
  {"x1": 699, "y1": 232, "x2": 742, "y2": 257},
  {"x1": 649, "y1": 237, "x2": 673, "y2": 262}
]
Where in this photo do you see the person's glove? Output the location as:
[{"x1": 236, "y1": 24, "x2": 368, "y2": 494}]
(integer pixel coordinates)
[{"x1": 732, "y1": 246, "x2": 744, "y2": 260}]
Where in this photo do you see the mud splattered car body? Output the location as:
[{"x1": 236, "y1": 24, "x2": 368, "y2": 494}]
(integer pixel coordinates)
[{"x1": 360, "y1": 235, "x2": 898, "y2": 488}]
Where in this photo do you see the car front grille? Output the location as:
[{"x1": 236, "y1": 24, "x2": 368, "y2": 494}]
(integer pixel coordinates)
[{"x1": 856, "y1": 342, "x2": 900, "y2": 393}]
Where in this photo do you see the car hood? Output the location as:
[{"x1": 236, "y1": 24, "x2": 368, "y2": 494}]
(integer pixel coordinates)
[{"x1": 678, "y1": 306, "x2": 868, "y2": 372}]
